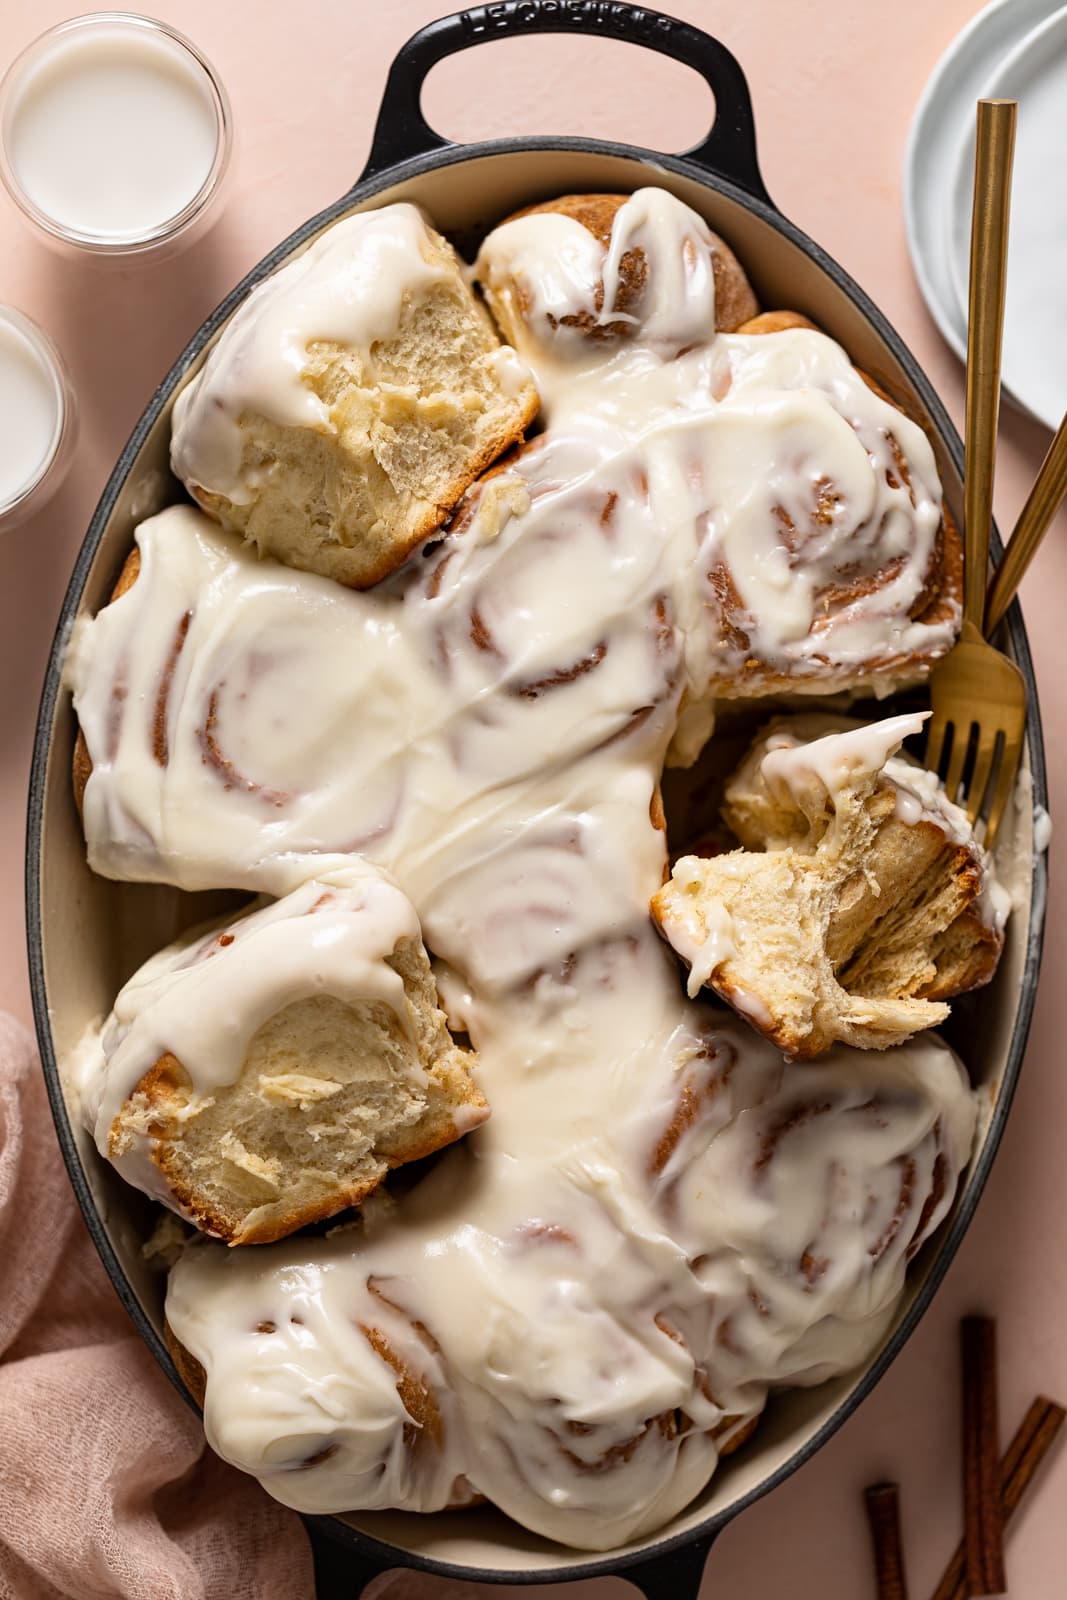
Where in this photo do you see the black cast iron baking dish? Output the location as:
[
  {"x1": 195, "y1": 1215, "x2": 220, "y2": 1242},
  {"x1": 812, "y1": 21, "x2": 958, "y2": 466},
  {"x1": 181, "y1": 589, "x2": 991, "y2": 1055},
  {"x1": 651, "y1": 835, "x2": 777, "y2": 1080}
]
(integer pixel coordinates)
[{"x1": 26, "y1": 5, "x2": 1048, "y2": 1596}]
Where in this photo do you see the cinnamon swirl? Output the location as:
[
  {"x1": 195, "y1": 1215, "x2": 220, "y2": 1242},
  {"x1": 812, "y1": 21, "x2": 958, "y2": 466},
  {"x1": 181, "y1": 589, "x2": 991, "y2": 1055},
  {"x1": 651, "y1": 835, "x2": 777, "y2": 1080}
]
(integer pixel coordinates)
[
  {"x1": 474, "y1": 188, "x2": 759, "y2": 360},
  {"x1": 474, "y1": 192, "x2": 961, "y2": 703}
]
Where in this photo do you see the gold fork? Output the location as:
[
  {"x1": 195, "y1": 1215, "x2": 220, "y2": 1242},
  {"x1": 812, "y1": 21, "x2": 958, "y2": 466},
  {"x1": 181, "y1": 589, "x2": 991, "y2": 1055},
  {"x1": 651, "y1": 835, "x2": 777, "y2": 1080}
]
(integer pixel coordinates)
[{"x1": 926, "y1": 99, "x2": 1022, "y2": 849}]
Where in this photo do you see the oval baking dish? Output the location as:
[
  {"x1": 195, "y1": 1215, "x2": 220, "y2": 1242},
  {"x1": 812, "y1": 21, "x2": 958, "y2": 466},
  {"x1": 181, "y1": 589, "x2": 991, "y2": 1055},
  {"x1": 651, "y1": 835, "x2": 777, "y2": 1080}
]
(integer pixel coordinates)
[{"x1": 26, "y1": 5, "x2": 1048, "y2": 1597}]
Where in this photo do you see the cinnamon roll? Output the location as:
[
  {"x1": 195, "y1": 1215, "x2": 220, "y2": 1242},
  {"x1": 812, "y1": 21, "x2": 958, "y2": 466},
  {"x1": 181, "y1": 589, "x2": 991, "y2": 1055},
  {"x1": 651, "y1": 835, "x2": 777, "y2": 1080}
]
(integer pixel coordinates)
[
  {"x1": 475, "y1": 193, "x2": 958, "y2": 701},
  {"x1": 80, "y1": 862, "x2": 486, "y2": 1244},
  {"x1": 164, "y1": 1019, "x2": 975, "y2": 1548},
  {"x1": 635, "y1": 1022, "x2": 976, "y2": 1407},
  {"x1": 63, "y1": 184, "x2": 993, "y2": 1552},
  {"x1": 652, "y1": 713, "x2": 1006, "y2": 1057},
  {"x1": 170, "y1": 203, "x2": 539, "y2": 589},
  {"x1": 474, "y1": 188, "x2": 759, "y2": 364},
  {"x1": 166, "y1": 1241, "x2": 468, "y2": 1514}
]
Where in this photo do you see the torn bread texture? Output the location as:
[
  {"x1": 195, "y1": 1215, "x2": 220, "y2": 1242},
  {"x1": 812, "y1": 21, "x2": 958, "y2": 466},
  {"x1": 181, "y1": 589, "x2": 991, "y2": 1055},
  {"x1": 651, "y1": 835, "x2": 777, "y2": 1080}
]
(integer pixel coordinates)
[
  {"x1": 171, "y1": 203, "x2": 539, "y2": 589},
  {"x1": 651, "y1": 713, "x2": 1005, "y2": 1057},
  {"x1": 91, "y1": 865, "x2": 487, "y2": 1244}
]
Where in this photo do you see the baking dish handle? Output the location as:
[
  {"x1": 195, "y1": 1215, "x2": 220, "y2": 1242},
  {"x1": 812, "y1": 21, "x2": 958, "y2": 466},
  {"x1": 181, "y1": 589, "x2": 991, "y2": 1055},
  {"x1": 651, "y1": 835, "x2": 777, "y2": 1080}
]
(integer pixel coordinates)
[
  {"x1": 625, "y1": 1532, "x2": 716, "y2": 1597},
  {"x1": 307, "y1": 1523, "x2": 717, "y2": 1596},
  {"x1": 358, "y1": 1, "x2": 773, "y2": 207}
]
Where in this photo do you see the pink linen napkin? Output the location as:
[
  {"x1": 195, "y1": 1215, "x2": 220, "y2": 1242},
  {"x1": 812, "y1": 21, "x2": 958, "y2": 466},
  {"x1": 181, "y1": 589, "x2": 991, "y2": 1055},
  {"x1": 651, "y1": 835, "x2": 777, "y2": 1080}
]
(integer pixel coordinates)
[{"x1": 0, "y1": 1010, "x2": 318, "y2": 1600}]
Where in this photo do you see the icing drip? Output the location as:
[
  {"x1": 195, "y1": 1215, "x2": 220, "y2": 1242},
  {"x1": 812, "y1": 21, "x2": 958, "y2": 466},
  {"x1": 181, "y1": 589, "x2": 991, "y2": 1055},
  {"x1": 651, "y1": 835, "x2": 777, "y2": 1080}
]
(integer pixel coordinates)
[
  {"x1": 760, "y1": 712, "x2": 929, "y2": 813},
  {"x1": 476, "y1": 188, "x2": 719, "y2": 360}
]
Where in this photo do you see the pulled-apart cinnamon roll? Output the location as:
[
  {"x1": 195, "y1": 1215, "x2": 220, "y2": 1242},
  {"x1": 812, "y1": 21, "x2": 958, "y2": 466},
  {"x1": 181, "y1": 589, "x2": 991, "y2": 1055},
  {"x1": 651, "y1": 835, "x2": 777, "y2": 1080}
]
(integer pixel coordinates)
[
  {"x1": 164, "y1": 1019, "x2": 975, "y2": 1548},
  {"x1": 82, "y1": 862, "x2": 486, "y2": 1244},
  {"x1": 652, "y1": 714, "x2": 1006, "y2": 1056},
  {"x1": 171, "y1": 204, "x2": 539, "y2": 590}
]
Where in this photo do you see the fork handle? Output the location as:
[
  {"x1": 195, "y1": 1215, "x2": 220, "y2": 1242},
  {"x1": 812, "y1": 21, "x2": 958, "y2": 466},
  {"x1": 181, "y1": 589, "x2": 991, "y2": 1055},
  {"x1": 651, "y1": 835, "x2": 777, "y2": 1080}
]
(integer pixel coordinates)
[
  {"x1": 985, "y1": 406, "x2": 1067, "y2": 635},
  {"x1": 964, "y1": 99, "x2": 1017, "y2": 629}
]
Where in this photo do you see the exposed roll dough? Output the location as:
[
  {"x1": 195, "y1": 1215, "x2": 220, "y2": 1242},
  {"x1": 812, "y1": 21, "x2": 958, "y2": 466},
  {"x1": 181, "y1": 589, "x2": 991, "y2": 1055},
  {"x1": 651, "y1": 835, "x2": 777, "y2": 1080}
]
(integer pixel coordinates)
[
  {"x1": 171, "y1": 203, "x2": 539, "y2": 588},
  {"x1": 652, "y1": 713, "x2": 1006, "y2": 1056},
  {"x1": 84, "y1": 863, "x2": 486, "y2": 1244},
  {"x1": 64, "y1": 186, "x2": 990, "y2": 1551}
]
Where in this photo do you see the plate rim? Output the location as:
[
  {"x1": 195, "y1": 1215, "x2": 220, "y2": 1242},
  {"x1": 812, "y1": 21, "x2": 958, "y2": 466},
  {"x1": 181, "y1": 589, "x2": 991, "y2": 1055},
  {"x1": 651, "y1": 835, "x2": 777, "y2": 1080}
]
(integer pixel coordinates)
[
  {"x1": 903, "y1": 0, "x2": 1059, "y2": 380},
  {"x1": 942, "y1": 0, "x2": 1067, "y2": 429}
]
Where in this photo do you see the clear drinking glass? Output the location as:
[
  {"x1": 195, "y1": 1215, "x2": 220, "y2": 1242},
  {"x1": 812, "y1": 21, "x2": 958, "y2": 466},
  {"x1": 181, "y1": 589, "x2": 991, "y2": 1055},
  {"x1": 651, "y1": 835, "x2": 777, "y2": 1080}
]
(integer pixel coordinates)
[
  {"x1": 0, "y1": 13, "x2": 232, "y2": 259},
  {"x1": 0, "y1": 306, "x2": 76, "y2": 529}
]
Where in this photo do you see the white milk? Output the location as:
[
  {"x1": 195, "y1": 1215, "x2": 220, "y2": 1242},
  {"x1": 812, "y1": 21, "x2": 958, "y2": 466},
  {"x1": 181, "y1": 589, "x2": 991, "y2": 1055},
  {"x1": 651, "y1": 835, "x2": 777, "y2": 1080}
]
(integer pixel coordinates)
[
  {"x1": 7, "y1": 23, "x2": 219, "y2": 243},
  {"x1": 0, "y1": 316, "x2": 60, "y2": 509}
]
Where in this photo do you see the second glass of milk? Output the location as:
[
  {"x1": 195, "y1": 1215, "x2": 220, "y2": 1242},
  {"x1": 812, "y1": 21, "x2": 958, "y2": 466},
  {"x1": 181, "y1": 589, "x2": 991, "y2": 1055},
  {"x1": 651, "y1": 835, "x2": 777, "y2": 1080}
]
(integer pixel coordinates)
[
  {"x1": 0, "y1": 13, "x2": 232, "y2": 258},
  {"x1": 0, "y1": 307, "x2": 75, "y2": 528}
]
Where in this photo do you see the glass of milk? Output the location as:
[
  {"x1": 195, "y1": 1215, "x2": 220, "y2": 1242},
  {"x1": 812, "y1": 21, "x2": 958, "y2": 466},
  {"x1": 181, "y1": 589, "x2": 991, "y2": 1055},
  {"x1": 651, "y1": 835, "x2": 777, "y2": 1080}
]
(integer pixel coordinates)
[
  {"x1": 0, "y1": 307, "x2": 76, "y2": 528},
  {"x1": 0, "y1": 13, "x2": 232, "y2": 258}
]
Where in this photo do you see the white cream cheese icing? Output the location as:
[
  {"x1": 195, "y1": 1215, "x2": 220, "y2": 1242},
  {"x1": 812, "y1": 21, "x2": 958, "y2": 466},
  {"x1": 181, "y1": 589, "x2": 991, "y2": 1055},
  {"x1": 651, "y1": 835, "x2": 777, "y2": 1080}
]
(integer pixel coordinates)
[
  {"x1": 166, "y1": 1018, "x2": 975, "y2": 1546},
  {"x1": 475, "y1": 187, "x2": 718, "y2": 360},
  {"x1": 760, "y1": 711, "x2": 929, "y2": 813},
  {"x1": 65, "y1": 188, "x2": 981, "y2": 1550},
  {"x1": 738, "y1": 713, "x2": 1008, "y2": 931}
]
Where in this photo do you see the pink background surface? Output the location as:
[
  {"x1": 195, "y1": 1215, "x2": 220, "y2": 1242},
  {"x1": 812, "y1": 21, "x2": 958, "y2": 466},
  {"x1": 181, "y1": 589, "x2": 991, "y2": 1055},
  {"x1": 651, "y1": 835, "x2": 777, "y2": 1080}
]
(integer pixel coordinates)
[{"x1": 2, "y1": 1, "x2": 1066, "y2": 1594}]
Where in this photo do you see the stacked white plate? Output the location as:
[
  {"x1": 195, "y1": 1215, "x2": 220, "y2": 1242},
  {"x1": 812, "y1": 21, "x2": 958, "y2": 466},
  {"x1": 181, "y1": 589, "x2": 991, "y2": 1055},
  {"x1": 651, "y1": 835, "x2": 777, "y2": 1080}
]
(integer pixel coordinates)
[{"x1": 905, "y1": 0, "x2": 1067, "y2": 430}]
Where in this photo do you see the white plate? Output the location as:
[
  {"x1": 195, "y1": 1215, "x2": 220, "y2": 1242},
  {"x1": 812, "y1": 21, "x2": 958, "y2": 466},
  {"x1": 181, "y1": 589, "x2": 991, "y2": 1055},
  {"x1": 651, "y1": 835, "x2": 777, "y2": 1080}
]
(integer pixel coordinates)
[
  {"x1": 903, "y1": 0, "x2": 1060, "y2": 376},
  {"x1": 946, "y1": 4, "x2": 1067, "y2": 430}
]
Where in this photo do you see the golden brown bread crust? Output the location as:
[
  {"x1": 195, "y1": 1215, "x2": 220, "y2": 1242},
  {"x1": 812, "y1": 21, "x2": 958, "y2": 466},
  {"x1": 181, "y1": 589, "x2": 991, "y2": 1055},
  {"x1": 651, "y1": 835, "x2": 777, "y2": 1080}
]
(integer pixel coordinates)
[
  {"x1": 359, "y1": 1322, "x2": 445, "y2": 1454},
  {"x1": 504, "y1": 193, "x2": 760, "y2": 335},
  {"x1": 650, "y1": 784, "x2": 666, "y2": 836},
  {"x1": 714, "y1": 1412, "x2": 759, "y2": 1457},
  {"x1": 185, "y1": 386, "x2": 540, "y2": 593},
  {"x1": 112, "y1": 933, "x2": 487, "y2": 1247},
  {"x1": 129, "y1": 1054, "x2": 482, "y2": 1248},
  {"x1": 737, "y1": 310, "x2": 820, "y2": 336},
  {"x1": 921, "y1": 901, "x2": 1002, "y2": 998},
  {"x1": 71, "y1": 731, "x2": 91, "y2": 820}
]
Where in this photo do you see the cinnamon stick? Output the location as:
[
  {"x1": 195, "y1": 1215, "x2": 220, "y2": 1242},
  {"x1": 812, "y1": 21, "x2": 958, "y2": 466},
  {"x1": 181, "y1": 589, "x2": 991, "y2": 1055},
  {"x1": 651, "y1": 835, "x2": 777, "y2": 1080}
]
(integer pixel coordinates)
[
  {"x1": 864, "y1": 1481, "x2": 908, "y2": 1599},
  {"x1": 931, "y1": 1395, "x2": 1066, "y2": 1600},
  {"x1": 961, "y1": 1315, "x2": 1005, "y2": 1593}
]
